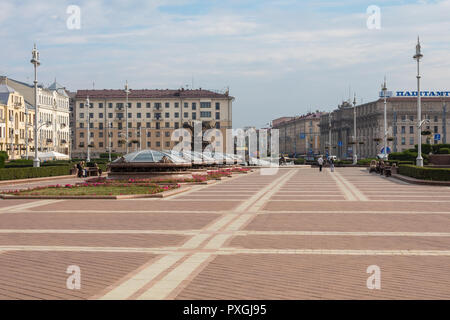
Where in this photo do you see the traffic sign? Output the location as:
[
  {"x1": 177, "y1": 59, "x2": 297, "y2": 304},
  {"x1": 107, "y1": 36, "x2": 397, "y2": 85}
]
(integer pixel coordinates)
[
  {"x1": 434, "y1": 134, "x2": 441, "y2": 141},
  {"x1": 379, "y1": 91, "x2": 393, "y2": 98},
  {"x1": 338, "y1": 141, "x2": 343, "y2": 147},
  {"x1": 300, "y1": 133, "x2": 306, "y2": 139},
  {"x1": 380, "y1": 147, "x2": 391, "y2": 154}
]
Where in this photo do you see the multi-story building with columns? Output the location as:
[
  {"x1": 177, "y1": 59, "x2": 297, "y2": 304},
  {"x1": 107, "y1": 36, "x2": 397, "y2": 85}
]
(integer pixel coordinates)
[
  {"x1": 0, "y1": 83, "x2": 35, "y2": 159},
  {"x1": 272, "y1": 112, "x2": 322, "y2": 157},
  {"x1": 0, "y1": 77, "x2": 71, "y2": 156},
  {"x1": 319, "y1": 96, "x2": 450, "y2": 159},
  {"x1": 73, "y1": 88, "x2": 234, "y2": 158}
]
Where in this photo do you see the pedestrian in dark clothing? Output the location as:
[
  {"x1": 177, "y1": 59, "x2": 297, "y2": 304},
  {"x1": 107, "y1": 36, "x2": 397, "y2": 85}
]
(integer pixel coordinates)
[
  {"x1": 76, "y1": 162, "x2": 83, "y2": 178},
  {"x1": 318, "y1": 156, "x2": 324, "y2": 172}
]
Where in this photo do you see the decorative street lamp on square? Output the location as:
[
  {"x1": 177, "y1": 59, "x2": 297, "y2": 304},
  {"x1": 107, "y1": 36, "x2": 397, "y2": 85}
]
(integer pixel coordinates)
[
  {"x1": 414, "y1": 37, "x2": 424, "y2": 167},
  {"x1": 30, "y1": 44, "x2": 40, "y2": 167}
]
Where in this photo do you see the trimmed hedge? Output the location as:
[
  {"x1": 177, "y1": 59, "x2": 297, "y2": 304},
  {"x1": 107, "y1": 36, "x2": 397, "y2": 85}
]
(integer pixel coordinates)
[
  {"x1": 399, "y1": 165, "x2": 450, "y2": 181},
  {"x1": 438, "y1": 148, "x2": 450, "y2": 155},
  {"x1": 0, "y1": 151, "x2": 7, "y2": 169},
  {"x1": 389, "y1": 150, "x2": 429, "y2": 164},
  {"x1": 294, "y1": 158, "x2": 305, "y2": 165},
  {"x1": 0, "y1": 166, "x2": 71, "y2": 181}
]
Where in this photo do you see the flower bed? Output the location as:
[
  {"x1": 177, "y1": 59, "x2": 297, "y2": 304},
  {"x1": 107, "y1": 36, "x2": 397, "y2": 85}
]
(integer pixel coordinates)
[{"x1": 4, "y1": 182, "x2": 180, "y2": 196}]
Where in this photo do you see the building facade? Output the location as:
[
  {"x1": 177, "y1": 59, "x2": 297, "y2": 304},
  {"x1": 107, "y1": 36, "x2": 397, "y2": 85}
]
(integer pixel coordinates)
[
  {"x1": 73, "y1": 88, "x2": 234, "y2": 158},
  {"x1": 272, "y1": 112, "x2": 322, "y2": 157},
  {"x1": 319, "y1": 97, "x2": 450, "y2": 159},
  {"x1": 0, "y1": 83, "x2": 35, "y2": 159},
  {"x1": 0, "y1": 77, "x2": 71, "y2": 156}
]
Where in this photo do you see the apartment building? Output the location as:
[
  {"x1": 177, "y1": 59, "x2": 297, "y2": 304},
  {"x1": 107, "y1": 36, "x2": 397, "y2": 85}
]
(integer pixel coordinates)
[
  {"x1": 319, "y1": 97, "x2": 450, "y2": 159},
  {"x1": 0, "y1": 77, "x2": 71, "y2": 156},
  {"x1": 0, "y1": 83, "x2": 35, "y2": 159},
  {"x1": 73, "y1": 88, "x2": 234, "y2": 158},
  {"x1": 272, "y1": 112, "x2": 322, "y2": 157}
]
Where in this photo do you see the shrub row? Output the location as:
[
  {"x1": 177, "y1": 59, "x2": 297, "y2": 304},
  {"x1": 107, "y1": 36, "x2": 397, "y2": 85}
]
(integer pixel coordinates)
[
  {"x1": 398, "y1": 165, "x2": 450, "y2": 181},
  {"x1": 389, "y1": 150, "x2": 429, "y2": 164},
  {"x1": 294, "y1": 158, "x2": 305, "y2": 165},
  {"x1": 0, "y1": 151, "x2": 7, "y2": 169},
  {"x1": 0, "y1": 166, "x2": 72, "y2": 181}
]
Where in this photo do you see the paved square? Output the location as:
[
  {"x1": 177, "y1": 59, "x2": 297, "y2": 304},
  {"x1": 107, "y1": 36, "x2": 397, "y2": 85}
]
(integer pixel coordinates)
[{"x1": 1, "y1": 167, "x2": 450, "y2": 300}]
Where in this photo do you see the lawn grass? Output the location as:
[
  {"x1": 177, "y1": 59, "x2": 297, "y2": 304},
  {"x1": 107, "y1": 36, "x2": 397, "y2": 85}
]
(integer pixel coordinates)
[{"x1": 14, "y1": 185, "x2": 170, "y2": 196}]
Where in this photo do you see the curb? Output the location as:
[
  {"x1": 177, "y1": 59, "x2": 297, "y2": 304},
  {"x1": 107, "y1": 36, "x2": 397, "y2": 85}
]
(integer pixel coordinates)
[
  {"x1": 0, "y1": 175, "x2": 77, "y2": 186},
  {"x1": 390, "y1": 174, "x2": 450, "y2": 186}
]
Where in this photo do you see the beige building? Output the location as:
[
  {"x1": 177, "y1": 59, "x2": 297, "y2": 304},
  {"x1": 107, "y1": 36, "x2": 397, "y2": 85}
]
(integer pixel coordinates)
[
  {"x1": 73, "y1": 88, "x2": 234, "y2": 158},
  {"x1": 272, "y1": 112, "x2": 322, "y2": 157},
  {"x1": 0, "y1": 83, "x2": 35, "y2": 159},
  {"x1": 0, "y1": 77, "x2": 71, "y2": 156},
  {"x1": 320, "y1": 97, "x2": 449, "y2": 159}
]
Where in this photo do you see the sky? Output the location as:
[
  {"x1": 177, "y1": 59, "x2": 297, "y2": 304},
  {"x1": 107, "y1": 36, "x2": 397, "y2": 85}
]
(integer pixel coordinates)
[{"x1": 1, "y1": 0, "x2": 450, "y2": 128}]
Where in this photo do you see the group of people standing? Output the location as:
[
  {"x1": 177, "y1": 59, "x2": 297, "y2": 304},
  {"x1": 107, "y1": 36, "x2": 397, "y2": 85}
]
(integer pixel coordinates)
[{"x1": 317, "y1": 156, "x2": 335, "y2": 172}]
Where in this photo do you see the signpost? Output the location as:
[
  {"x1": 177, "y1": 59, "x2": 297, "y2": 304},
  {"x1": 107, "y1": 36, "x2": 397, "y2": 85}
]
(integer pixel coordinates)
[{"x1": 434, "y1": 133, "x2": 441, "y2": 141}]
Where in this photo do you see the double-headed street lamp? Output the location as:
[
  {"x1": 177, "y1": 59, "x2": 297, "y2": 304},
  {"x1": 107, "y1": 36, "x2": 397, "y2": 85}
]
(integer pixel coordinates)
[
  {"x1": 381, "y1": 77, "x2": 388, "y2": 160},
  {"x1": 30, "y1": 44, "x2": 40, "y2": 167},
  {"x1": 414, "y1": 37, "x2": 424, "y2": 167},
  {"x1": 124, "y1": 81, "x2": 131, "y2": 154}
]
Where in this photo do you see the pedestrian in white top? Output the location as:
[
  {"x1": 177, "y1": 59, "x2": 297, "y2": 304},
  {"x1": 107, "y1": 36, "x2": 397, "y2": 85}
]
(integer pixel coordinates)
[{"x1": 318, "y1": 156, "x2": 324, "y2": 172}]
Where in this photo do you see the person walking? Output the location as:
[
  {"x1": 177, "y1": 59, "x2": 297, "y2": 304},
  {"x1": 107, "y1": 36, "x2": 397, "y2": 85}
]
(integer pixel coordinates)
[
  {"x1": 329, "y1": 157, "x2": 335, "y2": 173},
  {"x1": 317, "y1": 156, "x2": 324, "y2": 172},
  {"x1": 76, "y1": 162, "x2": 83, "y2": 178}
]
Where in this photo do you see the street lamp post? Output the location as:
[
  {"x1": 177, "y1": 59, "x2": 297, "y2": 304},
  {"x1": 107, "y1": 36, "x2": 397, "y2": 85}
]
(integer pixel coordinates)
[
  {"x1": 86, "y1": 96, "x2": 91, "y2": 162},
  {"x1": 328, "y1": 113, "x2": 332, "y2": 157},
  {"x1": 353, "y1": 94, "x2": 357, "y2": 164},
  {"x1": 30, "y1": 44, "x2": 40, "y2": 167},
  {"x1": 125, "y1": 81, "x2": 130, "y2": 154},
  {"x1": 381, "y1": 78, "x2": 388, "y2": 160},
  {"x1": 414, "y1": 37, "x2": 424, "y2": 167},
  {"x1": 25, "y1": 107, "x2": 29, "y2": 160},
  {"x1": 108, "y1": 122, "x2": 112, "y2": 162}
]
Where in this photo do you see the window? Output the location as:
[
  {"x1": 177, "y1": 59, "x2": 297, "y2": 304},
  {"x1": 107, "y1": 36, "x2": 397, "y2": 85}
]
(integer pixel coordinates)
[
  {"x1": 128, "y1": 122, "x2": 133, "y2": 128},
  {"x1": 156, "y1": 122, "x2": 160, "y2": 129},
  {"x1": 147, "y1": 142, "x2": 151, "y2": 147},
  {"x1": 80, "y1": 123, "x2": 84, "y2": 128},
  {"x1": 108, "y1": 113, "x2": 113, "y2": 119},
  {"x1": 165, "y1": 112, "x2": 170, "y2": 118},
  {"x1": 80, "y1": 132, "x2": 84, "y2": 138},
  {"x1": 192, "y1": 103, "x2": 197, "y2": 110},
  {"x1": 99, "y1": 132, "x2": 103, "y2": 138},
  {"x1": 89, "y1": 113, "x2": 94, "y2": 119},
  {"x1": 165, "y1": 122, "x2": 170, "y2": 128},
  {"x1": 155, "y1": 103, "x2": 161, "y2": 109},
  {"x1": 79, "y1": 113, "x2": 84, "y2": 118},
  {"x1": 146, "y1": 122, "x2": 151, "y2": 128},
  {"x1": 401, "y1": 126, "x2": 406, "y2": 134},
  {"x1": 156, "y1": 132, "x2": 161, "y2": 138},
  {"x1": 128, "y1": 113, "x2": 132, "y2": 119},
  {"x1": 156, "y1": 141, "x2": 161, "y2": 147},
  {"x1": 147, "y1": 132, "x2": 151, "y2": 137},
  {"x1": 108, "y1": 103, "x2": 113, "y2": 108},
  {"x1": 192, "y1": 113, "x2": 197, "y2": 120},
  {"x1": 146, "y1": 113, "x2": 151, "y2": 118},
  {"x1": 175, "y1": 102, "x2": 179, "y2": 108},
  {"x1": 165, "y1": 141, "x2": 170, "y2": 147},
  {"x1": 401, "y1": 137, "x2": 406, "y2": 145},
  {"x1": 409, "y1": 137, "x2": 414, "y2": 145},
  {"x1": 410, "y1": 126, "x2": 414, "y2": 134},
  {"x1": 146, "y1": 103, "x2": 151, "y2": 108},
  {"x1": 80, "y1": 103, "x2": 84, "y2": 108},
  {"x1": 174, "y1": 112, "x2": 179, "y2": 118},
  {"x1": 99, "y1": 123, "x2": 103, "y2": 129},
  {"x1": 184, "y1": 102, "x2": 188, "y2": 108},
  {"x1": 401, "y1": 115, "x2": 406, "y2": 121},
  {"x1": 215, "y1": 122, "x2": 221, "y2": 129},
  {"x1": 434, "y1": 116, "x2": 439, "y2": 122},
  {"x1": 200, "y1": 102, "x2": 211, "y2": 108},
  {"x1": 128, "y1": 132, "x2": 132, "y2": 138},
  {"x1": 137, "y1": 122, "x2": 141, "y2": 129},
  {"x1": 165, "y1": 102, "x2": 170, "y2": 108},
  {"x1": 90, "y1": 132, "x2": 94, "y2": 138},
  {"x1": 137, "y1": 103, "x2": 142, "y2": 108},
  {"x1": 99, "y1": 103, "x2": 103, "y2": 109},
  {"x1": 216, "y1": 112, "x2": 220, "y2": 120},
  {"x1": 127, "y1": 103, "x2": 132, "y2": 108},
  {"x1": 184, "y1": 112, "x2": 189, "y2": 118},
  {"x1": 99, "y1": 113, "x2": 104, "y2": 119},
  {"x1": 137, "y1": 113, "x2": 142, "y2": 119},
  {"x1": 118, "y1": 123, "x2": 123, "y2": 130},
  {"x1": 99, "y1": 142, "x2": 104, "y2": 148},
  {"x1": 165, "y1": 131, "x2": 170, "y2": 137},
  {"x1": 409, "y1": 115, "x2": 414, "y2": 122},
  {"x1": 434, "y1": 126, "x2": 439, "y2": 133},
  {"x1": 200, "y1": 111, "x2": 211, "y2": 118},
  {"x1": 215, "y1": 102, "x2": 220, "y2": 110},
  {"x1": 175, "y1": 122, "x2": 179, "y2": 129}
]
